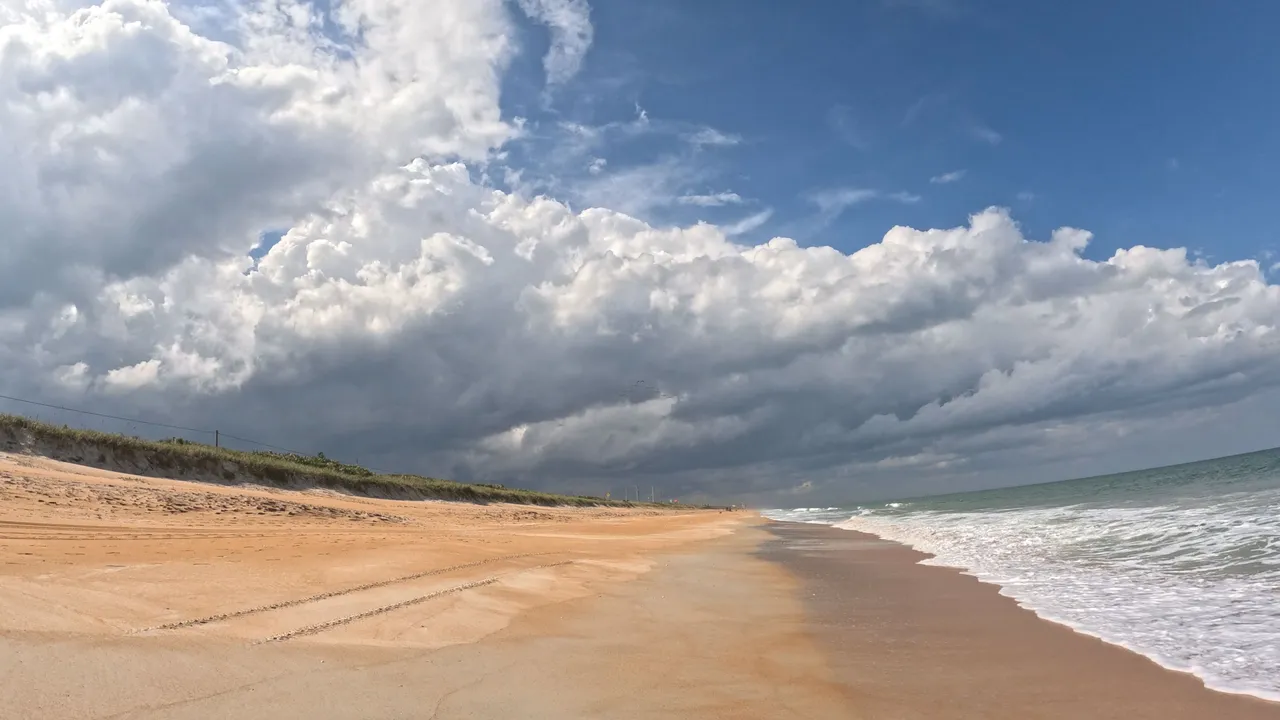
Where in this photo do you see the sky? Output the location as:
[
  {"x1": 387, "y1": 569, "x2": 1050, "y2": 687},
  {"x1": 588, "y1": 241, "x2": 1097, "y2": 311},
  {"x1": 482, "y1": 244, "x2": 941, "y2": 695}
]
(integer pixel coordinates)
[{"x1": 3, "y1": 0, "x2": 1280, "y2": 506}]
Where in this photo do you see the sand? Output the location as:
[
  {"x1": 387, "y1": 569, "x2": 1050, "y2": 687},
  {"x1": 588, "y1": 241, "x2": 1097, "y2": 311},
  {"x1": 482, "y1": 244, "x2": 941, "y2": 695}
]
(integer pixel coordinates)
[
  {"x1": 0, "y1": 451, "x2": 850, "y2": 718},
  {"x1": 4, "y1": 450, "x2": 1277, "y2": 718},
  {"x1": 763, "y1": 522, "x2": 1280, "y2": 720}
]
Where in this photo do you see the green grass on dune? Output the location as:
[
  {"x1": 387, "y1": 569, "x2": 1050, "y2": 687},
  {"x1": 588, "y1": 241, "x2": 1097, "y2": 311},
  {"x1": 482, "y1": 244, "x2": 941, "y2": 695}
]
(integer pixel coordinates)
[{"x1": 0, "y1": 414, "x2": 675, "y2": 508}]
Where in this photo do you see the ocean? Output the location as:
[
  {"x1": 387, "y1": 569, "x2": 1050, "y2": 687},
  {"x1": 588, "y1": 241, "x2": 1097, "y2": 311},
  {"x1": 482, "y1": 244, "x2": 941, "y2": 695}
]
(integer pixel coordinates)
[{"x1": 765, "y1": 447, "x2": 1280, "y2": 702}]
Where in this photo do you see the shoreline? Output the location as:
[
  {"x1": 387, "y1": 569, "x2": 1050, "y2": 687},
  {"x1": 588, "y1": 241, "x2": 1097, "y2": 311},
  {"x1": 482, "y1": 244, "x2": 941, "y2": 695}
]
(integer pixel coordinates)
[
  {"x1": 763, "y1": 520, "x2": 1280, "y2": 719},
  {"x1": 777, "y1": 515, "x2": 1280, "y2": 705}
]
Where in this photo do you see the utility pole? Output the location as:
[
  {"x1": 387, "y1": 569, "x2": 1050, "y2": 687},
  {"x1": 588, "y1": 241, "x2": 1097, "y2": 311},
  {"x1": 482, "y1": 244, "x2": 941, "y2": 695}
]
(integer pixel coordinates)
[{"x1": 215, "y1": 430, "x2": 219, "y2": 448}]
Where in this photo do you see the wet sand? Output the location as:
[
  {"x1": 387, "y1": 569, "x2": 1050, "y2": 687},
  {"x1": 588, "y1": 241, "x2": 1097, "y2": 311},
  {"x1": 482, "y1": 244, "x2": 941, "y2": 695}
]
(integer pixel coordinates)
[{"x1": 763, "y1": 521, "x2": 1280, "y2": 720}]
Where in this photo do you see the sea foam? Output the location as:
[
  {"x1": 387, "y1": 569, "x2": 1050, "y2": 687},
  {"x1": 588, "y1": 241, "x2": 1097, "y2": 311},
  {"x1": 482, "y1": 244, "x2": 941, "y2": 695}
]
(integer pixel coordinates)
[{"x1": 767, "y1": 485, "x2": 1280, "y2": 701}]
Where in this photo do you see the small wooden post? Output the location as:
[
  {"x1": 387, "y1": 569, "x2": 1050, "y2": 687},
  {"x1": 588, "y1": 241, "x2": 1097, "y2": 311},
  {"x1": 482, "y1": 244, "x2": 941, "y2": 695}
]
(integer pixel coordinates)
[{"x1": 214, "y1": 430, "x2": 219, "y2": 448}]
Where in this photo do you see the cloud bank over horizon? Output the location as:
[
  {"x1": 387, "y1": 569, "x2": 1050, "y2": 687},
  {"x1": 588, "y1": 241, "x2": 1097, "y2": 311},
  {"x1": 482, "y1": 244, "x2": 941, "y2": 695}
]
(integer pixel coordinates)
[{"x1": 3, "y1": 0, "x2": 1280, "y2": 504}]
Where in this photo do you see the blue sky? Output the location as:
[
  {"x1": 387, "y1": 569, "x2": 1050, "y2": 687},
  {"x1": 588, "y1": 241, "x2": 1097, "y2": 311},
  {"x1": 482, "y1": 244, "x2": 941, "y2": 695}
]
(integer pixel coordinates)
[{"x1": 502, "y1": 0, "x2": 1280, "y2": 265}]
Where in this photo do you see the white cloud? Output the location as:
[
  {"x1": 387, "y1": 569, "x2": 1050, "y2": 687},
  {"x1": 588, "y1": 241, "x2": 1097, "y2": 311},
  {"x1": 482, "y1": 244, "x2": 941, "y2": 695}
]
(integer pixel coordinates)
[
  {"x1": 806, "y1": 188, "x2": 918, "y2": 224},
  {"x1": 685, "y1": 128, "x2": 741, "y2": 148},
  {"x1": 720, "y1": 208, "x2": 774, "y2": 236},
  {"x1": 1017, "y1": 191, "x2": 1036, "y2": 202},
  {"x1": 930, "y1": 170, "x2": 967, "y2": 184},
  {"x1": 678, "y1": 192, "x2": 744, "y2": 207},
  {"x1": 827, "y1": 104, "x2": 869, "y2": 150},
  {"x1": 521, "y1": 114, "x2": 742, "y2": 219},
  {"x1": 5, "y1": 0, "x2": 1280, "y2": 506},
  {"x1": 970, "y1": 123, "x2": 1003, "y2": 145},
  {"x1": 570, "y1": 155, "x2": 709, "y2": 218},
  {"x1": 0, "y1": 0, "x2": 516, "y2": 306},
  {"x1": 809, "y1": 188, "x2": 880, "y2": 214},
  {"x1": 516, "y1": 0, "x2": 594, "y2": 87},
  {"x1": 518, "y1": 111, "x2": 742, "y2": 219},
  {"x1": 53, "y1": 362, "x2": 90, "y2": 392},
  {"x1": 103, "y1": 360, "x2": 162, "y2": 393}
]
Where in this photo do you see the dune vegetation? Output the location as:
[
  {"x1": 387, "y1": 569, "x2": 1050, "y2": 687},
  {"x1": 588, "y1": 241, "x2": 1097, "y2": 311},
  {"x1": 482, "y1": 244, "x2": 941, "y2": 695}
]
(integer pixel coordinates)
[{"x1": 0, "y1": 414, "x2": 667, "y2": 508}]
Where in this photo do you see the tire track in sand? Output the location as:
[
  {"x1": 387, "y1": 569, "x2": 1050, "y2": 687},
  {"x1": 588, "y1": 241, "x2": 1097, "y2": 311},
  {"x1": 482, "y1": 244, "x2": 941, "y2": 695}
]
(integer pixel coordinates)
[
  {"x1": 134, "y1": 553, "x2": 556, "y2": 633},
  {"x1": 257, "y1": 560, "x2": 576, "y2": 643}
]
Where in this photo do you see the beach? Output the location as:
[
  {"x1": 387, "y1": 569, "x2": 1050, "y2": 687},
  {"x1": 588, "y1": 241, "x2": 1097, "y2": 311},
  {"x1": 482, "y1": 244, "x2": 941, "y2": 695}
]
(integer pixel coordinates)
[
  {"x1": 3, "y1": 451, "x2": 1277, "y2": 718},
  {"x1": 0, "y1": 451, "x2": 848, "y2": 718},
  {"x1": 764, "y1": 522, "x2": 1280, "y2": 720}
]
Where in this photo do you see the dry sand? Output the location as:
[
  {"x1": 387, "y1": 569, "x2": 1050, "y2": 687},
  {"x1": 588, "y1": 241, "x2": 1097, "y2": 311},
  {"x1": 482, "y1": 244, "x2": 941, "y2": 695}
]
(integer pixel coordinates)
[{"x1": 0, "y1": 451, "x2": 849, "y2": 718}]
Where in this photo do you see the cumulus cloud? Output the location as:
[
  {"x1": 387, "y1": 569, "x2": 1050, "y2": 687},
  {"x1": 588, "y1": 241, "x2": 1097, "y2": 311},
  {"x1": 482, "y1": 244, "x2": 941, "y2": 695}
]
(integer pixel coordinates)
[
  {"x1": 4, "y1": 0, "x2": 1280, "y2": 506},
  {"x1": 515, "y1": 0, "x2": 593, "y2": 87},
  {"x1": 0, "y1": 0, "x2": 515, "y2": 307}
]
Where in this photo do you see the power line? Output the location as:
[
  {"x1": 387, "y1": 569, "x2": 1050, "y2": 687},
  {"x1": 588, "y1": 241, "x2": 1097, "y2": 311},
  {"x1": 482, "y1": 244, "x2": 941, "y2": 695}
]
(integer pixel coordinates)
[
  {"x1": 0, "y1": 393, "x2": 213, "y2": 435},
  {"x1": 216, "y1": 432, "x2": 311, "y2": 456},
  {"x1": 0, "y1": 392, "x2": 396, "y2": 475}
]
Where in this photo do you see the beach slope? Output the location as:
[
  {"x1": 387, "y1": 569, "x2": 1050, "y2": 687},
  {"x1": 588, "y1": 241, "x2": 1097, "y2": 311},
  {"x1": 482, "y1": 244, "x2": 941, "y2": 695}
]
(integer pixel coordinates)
[
  {"x1": 0, "y1": 451, "x2": 850, "y2": 719},
  {"x1": 763, "y1": 522, "x2": 1280, "y2": 720}
]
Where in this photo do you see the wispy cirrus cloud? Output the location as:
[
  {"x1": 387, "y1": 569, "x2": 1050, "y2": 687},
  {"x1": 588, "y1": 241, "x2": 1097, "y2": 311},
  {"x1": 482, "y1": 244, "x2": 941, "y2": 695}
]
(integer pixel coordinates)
[
  {"x1": 803, "y1": 187, "x2": 921, "y2": 232},
  {"x1": 969, "y1": 122, "x2": 1003, "y2": 145},
  {"x1": 555, "y1": 106, "x2": 738, "y2": 155},
  {"x1": 827, "y1": 104, "x2": 870, "y2": 150},
  {"x1": 571, "y1": 156, "x2": 709, "y2": 217},
  {"x1": 809, "y1": 187, "x2": 921, "y2": 214},
  {"x1": 903, "y1": 91, "x2": 949, "y2": 125},
  {"x1": 678, "y1": 192, "x2": 744, "y2": 207},
  {"x1": 506, "y1": 105, "x2": 743, "y2": 219},
  {"x1": 930, "y1": 169, "x2": 967, "y2": 184},
  {"x1": 809, "y1": 187, "x2": 880, "y2": 216},
  {"x1": 720, "y1": 208, "x2": 774, "y2": 236},
  {"x1": 684, "y1": 127, "x2": 742, "y2": 148}
]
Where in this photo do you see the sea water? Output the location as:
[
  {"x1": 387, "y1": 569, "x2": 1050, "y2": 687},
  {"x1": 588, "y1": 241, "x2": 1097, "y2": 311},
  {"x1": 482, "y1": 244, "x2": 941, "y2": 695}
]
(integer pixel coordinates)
[{"x1": 766, "y1": 448, "x2": 1280, "y2": 701}]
